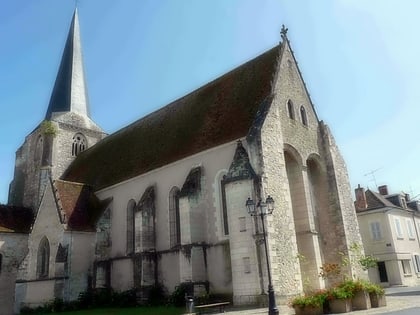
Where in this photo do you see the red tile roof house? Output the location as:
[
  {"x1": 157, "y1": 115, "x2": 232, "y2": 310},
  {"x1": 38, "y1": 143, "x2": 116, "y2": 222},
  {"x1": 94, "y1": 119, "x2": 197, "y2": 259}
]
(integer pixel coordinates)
[{"x1": 2, "y1": 9, "x2": 365, "y2": 315}]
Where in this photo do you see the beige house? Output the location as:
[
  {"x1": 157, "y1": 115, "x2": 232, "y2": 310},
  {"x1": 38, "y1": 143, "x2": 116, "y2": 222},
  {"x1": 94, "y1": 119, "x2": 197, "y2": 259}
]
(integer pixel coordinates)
[
  {"x1": 355, "y1": 185, "x2": 420, "y2": 286},
  {"x1": 1, "y1": 9, "x2": 365, "y2": 315}
]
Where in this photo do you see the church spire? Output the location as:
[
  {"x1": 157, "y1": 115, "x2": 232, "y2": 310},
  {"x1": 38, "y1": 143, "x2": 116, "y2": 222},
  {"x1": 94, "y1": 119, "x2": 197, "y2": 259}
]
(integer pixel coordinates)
[{"x1": 45, "y1": 8, "x2": 90, "y2": 120}]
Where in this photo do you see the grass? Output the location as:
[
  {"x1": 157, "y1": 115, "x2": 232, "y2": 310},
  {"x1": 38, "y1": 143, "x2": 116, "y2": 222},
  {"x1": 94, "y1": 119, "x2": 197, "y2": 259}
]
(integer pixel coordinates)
[{"x1": 29, "y1": 306, "x2": 184, "y2": 315}]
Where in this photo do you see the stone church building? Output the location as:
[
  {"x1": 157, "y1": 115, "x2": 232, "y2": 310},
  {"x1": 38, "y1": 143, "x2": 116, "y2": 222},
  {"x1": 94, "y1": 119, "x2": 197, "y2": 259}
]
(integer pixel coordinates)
[{"x1": 0, "y1": 9, "x2": 364, "y2": 315}]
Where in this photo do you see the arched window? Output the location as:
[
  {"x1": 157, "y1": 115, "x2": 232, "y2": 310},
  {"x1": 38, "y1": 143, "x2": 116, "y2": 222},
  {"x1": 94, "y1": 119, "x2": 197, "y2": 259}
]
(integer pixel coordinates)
[
  {"x1": 72, "y1": 133, "x2": 87, "y2": 156},
  {"x1": 169, "y1": 187, "x2": 181, "y2": 248},
  {"x1": 126, "y1": 199, "x2": 136, "y2": 255},
  {"x1": 287, "y1": 100, "x2": 295, "y2": 120},
  {"x1": 300, "y1": 106, "x2": 308, "y2": 126},
  {"x1": 35, "y1": 135, "x2": 43, "y2": 163},
  {"x1": 37, "y1": 237, "x2": 50, "y2": 279}
]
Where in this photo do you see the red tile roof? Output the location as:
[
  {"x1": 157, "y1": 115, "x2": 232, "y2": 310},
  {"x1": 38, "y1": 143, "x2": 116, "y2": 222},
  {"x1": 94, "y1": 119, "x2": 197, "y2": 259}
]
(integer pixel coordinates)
[
  {"x1": 62, "y1": 46, "x2": 280, "y2": 190},
  {"x1": 54, "y1": 180, "x2": 111, "y2": 231}
]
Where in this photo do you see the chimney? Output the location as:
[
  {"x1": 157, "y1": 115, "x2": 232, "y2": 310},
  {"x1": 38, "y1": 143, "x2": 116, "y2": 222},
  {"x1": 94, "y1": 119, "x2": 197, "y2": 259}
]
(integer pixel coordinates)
[
  {"x1": 355, "y1": 184, "x2": 368, "y2": 210},
  {"x1": 378, "y1": 185, "x2": 389, "y2": 195}
]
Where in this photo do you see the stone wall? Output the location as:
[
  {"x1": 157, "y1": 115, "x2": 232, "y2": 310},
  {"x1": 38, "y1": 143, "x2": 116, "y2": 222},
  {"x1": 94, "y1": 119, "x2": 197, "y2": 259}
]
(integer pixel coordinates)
[{"x1": 0, "y1": 232, "x2": 28, "y2": 315}]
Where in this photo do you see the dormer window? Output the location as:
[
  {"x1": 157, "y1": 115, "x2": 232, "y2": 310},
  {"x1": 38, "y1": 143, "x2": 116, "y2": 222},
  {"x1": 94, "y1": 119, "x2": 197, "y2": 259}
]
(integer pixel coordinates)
[
  {"x1": 287, "y1": 100, "x2": 295, "y2": 120},
  {"x1": 72, "y1": 133, "x2": 87, "y2": 156},
  {"x1": 300, "y1": 106, "x2": 308, "y2": 126},
  {"x1": 401, "y1": 197, "x2": 407, "y2": 209}
]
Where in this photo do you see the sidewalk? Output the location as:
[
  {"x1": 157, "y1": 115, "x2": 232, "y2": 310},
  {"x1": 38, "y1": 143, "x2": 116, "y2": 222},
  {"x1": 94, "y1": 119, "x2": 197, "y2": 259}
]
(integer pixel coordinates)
[{"x1": 222, "y1": 291, "x2": 420, "y2": 315}]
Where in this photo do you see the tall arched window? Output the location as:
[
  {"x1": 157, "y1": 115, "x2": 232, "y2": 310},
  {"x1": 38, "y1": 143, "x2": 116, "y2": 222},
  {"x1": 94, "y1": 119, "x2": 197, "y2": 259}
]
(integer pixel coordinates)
[
  {"x1": 169, "y1": 187, "x2": 181, "y2": 248},
  {"x1": 287, "y1": 100, "x2": 295, "y2": 120},
  {"x1": 300, "y1": 106, "x2": 308, "y2": 126},
  {"x1": 72, "y1": 133, "x2": 87, "y2": 156},
  {"x1": 126, "y1": 199, "x2": 136, "y2": 255},
  {"x1": 37, "y1": 237, "x2": 50, "y2": 279}
]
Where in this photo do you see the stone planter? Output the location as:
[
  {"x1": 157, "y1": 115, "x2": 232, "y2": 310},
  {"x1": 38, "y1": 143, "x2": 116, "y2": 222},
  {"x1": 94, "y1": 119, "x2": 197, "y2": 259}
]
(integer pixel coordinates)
[
  {"x1": 369, "y1": 293, "x2": 386, "y2": 308},
  {"x1": 329, "y1": 298, "x2": 352, "y2": 313},
  {"x1": 352, "y1": 290, "x2": 371, "y2": 310},
  {"x1": 293, "y1": 304, "x2": 323, "y2": 315}
]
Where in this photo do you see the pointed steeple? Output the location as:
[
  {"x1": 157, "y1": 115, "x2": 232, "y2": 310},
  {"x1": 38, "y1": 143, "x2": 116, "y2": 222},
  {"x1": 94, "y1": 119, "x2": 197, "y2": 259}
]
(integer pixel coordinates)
[{"x1": 45, "y1": 9, "x2": 90, "y2": 120}]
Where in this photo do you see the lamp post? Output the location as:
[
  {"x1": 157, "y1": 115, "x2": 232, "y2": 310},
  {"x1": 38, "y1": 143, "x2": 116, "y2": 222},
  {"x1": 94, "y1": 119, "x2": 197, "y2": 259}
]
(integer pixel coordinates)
[{"x1": 246, "y1": 195, "x2": 279, "y2": 315}]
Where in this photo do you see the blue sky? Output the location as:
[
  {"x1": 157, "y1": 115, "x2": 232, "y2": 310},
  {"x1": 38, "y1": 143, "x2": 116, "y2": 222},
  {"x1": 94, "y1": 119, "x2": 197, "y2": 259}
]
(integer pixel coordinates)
[{"x1": 1, "y1": 0, "x2": 420, "y2": 204}]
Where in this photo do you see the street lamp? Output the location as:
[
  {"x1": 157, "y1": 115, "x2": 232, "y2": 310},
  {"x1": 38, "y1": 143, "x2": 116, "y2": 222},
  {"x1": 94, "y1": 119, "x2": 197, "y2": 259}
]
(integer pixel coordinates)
[{"x1": 245, "y1": 195, "x2": 279, "y2": 315}]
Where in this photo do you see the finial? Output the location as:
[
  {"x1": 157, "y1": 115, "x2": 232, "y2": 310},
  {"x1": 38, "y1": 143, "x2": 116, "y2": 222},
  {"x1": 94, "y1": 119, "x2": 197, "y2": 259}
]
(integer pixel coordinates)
[{"x1": 280, "y1": 24, "x2": 288, "y2": 39}]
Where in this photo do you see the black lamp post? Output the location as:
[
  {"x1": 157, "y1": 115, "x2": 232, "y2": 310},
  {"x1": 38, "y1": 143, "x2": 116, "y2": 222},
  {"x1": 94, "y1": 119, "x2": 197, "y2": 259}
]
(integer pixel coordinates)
[{"x1": 246, "y1": 195, "x2": 279, "y2": 315}]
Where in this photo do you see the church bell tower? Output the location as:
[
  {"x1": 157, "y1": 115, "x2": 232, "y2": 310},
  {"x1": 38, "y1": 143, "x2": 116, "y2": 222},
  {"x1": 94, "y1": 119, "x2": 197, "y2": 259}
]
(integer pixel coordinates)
[{"x1": 8, "y1": 9, "x2": 106, "y2": 210}]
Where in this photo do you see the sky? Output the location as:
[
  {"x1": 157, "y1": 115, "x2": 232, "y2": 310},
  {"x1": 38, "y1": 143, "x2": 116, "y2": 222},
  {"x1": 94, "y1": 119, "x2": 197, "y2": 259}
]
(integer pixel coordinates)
[{"x1": 1, "y1": 0, "x2": 420, "y2": 204}]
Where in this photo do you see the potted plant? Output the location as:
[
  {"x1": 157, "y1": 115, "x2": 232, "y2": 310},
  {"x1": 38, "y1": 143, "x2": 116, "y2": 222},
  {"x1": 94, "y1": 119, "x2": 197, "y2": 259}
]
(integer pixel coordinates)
[
  {"x1": 365, "y1": 282, "x2": 386, "y2": 308},
  {"x1": 290, "y1": 290, "x2": 327, "y2": 315},
  {"x1": 328, "y1": 286, "x2": 353, "y2": 313},
  {"x1": 352, "y1": 280, "x2": 372, "y2": 310}
]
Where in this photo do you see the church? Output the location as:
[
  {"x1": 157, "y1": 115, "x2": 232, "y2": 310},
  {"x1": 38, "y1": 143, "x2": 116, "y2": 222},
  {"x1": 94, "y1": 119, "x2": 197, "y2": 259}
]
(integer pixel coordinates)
[{"x1": 0, "y1": 9, "x2": 364, "y2": 315}]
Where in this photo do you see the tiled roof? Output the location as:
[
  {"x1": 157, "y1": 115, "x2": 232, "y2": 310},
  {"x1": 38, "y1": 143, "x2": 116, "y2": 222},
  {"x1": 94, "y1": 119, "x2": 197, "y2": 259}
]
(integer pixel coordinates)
[
  {"x1": 365, "y1": 190, "x2": 397, "y2": 210},
  {"x1": 54, "y1": 180, "x2": 111, "y2": 231},
  {"x1": 0, "y1": 205, "x2": 34, "y2": 233},
  {"x1": 63, "y1": 46, "x2": 280, "y2": 190}
]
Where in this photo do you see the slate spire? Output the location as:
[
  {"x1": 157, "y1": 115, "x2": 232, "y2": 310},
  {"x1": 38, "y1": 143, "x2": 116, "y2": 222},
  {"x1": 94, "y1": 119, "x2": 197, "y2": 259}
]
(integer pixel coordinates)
[{"x1": 45, "y1": 8, "x2": 90, "y2": 120}]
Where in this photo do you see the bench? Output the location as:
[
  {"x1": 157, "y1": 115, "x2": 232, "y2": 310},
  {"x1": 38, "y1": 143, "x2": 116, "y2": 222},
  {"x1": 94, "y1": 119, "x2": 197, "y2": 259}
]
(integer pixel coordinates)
[{"x1": 194, "y1": 301, "x2": 230, "y2": 314}]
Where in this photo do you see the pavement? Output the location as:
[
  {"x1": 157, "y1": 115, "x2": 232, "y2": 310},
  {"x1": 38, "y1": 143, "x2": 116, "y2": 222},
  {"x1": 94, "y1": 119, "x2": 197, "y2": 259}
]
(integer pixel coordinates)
[{"x1": 219, "y1": 286, "x2": 420, "y2": 315}]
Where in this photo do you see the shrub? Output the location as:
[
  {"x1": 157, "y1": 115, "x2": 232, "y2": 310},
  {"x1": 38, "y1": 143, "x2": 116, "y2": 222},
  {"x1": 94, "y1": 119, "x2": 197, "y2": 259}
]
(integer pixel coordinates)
[
  {"x1": 365, "y1": 282, "x2": 385, "y2": 296},
  {"x1": 329, "y1": 286, "x2": 354, "y2": 300},
  {"x1": 290, "y1": 290, "x2": 328, "y2": 308}
]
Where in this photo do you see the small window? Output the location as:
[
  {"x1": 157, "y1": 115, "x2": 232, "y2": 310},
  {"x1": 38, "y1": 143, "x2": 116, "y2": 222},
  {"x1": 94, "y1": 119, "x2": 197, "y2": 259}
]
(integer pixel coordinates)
[
  {"x1": 401, "y1": 260, "x2": 412, "y2": 275},
  {"x1": 370, "y1": 222, "x2": 382, "y2": 241},
  {"x1": 406, "y1": 219, "x2": 415, "y2": 239},
  {"x1": 243, "y1": 257, "x2": 251, "y2": 274},
  {"x1": 394, "y1": 218, "x2": 403, "y2": 239},
  {"x1": 72, "y1": 133, "x2": 87, "y2": 156},
  {"x1": 413, "y1": 255, "x2": 420, "y2": 273},
  {"x1": 300, "y1": 106, "x2": 308, "y2": 126},
  {"x1": 287, "y1": 100, "x2": 295, "y2": 120},
  {"x1": 35, "y1": 135, "x2": 43, "y2": 163},
  {"x1": 239, "y1": 217, "x2": 247, "y2": 232}
]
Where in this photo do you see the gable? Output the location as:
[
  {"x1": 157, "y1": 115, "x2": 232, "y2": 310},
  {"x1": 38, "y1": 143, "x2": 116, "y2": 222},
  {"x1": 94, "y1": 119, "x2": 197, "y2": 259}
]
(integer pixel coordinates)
[{"x1": 63, "y1": 46, "x2": 280, "y2": 190}]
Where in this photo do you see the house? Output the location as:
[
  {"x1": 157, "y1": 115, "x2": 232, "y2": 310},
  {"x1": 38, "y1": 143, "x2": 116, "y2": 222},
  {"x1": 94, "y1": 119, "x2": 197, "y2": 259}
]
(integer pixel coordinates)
[
  {"x1": 0, "y1": 9, "x2": 365, "y2": 314},
  {"x1": 355, "y1": 184, "x2": 420, "y2": 286}
]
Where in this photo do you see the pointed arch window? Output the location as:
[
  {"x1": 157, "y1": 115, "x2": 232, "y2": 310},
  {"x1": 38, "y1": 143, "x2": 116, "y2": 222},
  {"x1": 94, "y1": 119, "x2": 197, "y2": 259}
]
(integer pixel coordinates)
[
  {"x1": 126, "y1": 199, "x2": 136, "y2": 255},
  {"x1": 169, "y1": 187, "x2": 181, "y2": 248},
  {"x1": 37, "y1": 236, "x2": 50, "y2": 279},
  {"x1": 300, "y1": 106, "x2": 308, "y2": 126},
  {"x1": 72, "y1": 133, "x2": 87, "y2": 156},
  {"x1": 287, "y1": 100, "x2": 295, "y2": 120}
]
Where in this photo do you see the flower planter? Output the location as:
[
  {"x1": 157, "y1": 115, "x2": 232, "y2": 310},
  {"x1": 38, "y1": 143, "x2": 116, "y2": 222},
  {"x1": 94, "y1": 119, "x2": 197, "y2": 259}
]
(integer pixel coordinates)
[
  {"x1": 369, "y1": 293, "x2": 386, "y2": 308},
  {"x1": 352, "y1": 290, "x2": 371, "y2": 310},
  {"x1": 329, "y1": 298, "x2": 352, "y2": 313},
  {"x1": 293, "y1": 304, "x2": 323, "y2": 315}
]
